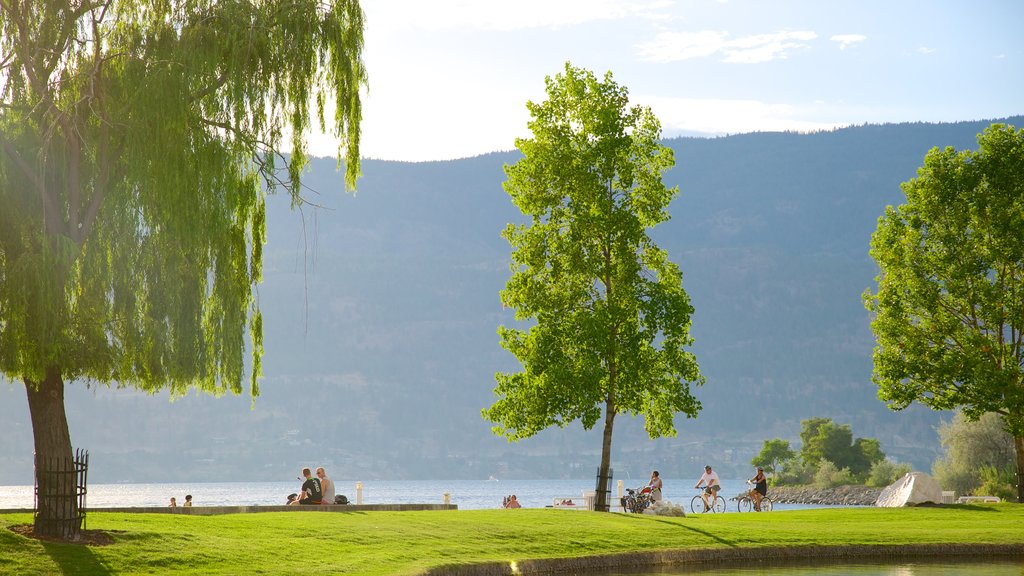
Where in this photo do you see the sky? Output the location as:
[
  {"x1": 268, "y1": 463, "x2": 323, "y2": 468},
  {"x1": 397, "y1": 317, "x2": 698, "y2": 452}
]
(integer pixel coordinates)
[{"x1": 307, "y1": 0, "x2": 1024, "y2": 162}]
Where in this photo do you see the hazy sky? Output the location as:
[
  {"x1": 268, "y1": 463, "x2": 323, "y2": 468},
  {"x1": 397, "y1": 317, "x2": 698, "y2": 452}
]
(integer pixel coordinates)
[{"x1": 307, "y1": 0, "x2": 1024, "y2": 162}]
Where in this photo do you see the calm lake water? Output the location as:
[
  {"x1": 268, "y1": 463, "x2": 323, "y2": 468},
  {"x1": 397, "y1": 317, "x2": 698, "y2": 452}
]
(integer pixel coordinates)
[
  {"x1": 0, "y1": 478, "x2": 835, "y2": 511},
  {"x1": 603, "y1": 559, "x2": 1024, "y2": 575}
]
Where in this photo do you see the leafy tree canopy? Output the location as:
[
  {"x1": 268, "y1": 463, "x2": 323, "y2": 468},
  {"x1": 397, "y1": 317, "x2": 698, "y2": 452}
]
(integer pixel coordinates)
[
  {"x1": 799, "y1": 417, "x2": 885, "y2": 477},
  {"x1": 1, "y1": 0, "x2": 366, "y2": 394},
  {"x1": 0, "y1": 0, "x2": 366, "y2": 537},
  {"x1": 482, "y1": 63, "x2": 703, "y2": 510},
  {"x1": 752, "y1": 438, "x2": 795, "y2": 475},
  {"x1": 864, "y1": 123, "x2": 1024, "y2": 500}
]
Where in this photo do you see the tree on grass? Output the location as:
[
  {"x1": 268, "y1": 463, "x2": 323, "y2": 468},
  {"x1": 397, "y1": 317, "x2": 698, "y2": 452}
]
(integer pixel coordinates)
[
  {"x1": 864, "y1": 124, "x2": 1024, "y2": 502},
  {"x1": 0, "y1": 0, "x2": 366, "y2": 539},
  {"x1": 483, "y1": 63, "x2": 704, "y2": 512}
]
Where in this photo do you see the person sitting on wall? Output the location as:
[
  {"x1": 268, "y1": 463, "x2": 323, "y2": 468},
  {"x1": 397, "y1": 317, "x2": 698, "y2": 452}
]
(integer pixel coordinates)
[
  {"x1": 504, "y1": 495, "x2": 521, "y2": 509},
  {"x1": 298, "y1": 468, "x2": 323, "y2": 505}
]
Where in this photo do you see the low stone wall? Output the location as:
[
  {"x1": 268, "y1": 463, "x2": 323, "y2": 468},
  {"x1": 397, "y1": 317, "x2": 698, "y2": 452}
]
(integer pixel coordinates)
[
  {"x1": 424, "y1": 543, "x2": 1024, "y2": 576},
  {"x1": 1, "y1": 504, "x2": 457, "y2": 516},
  {"x1": 765, "y1": 485, "x2": 882, "y2": 506}
]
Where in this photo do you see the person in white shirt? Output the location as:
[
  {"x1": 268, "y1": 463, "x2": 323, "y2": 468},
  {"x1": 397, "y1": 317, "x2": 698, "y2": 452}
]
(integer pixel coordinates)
[
  {"x1": 647, "y1": 470, "x2": 663, "y2": 504},
  {"x1": 694, "y1": 465, "x2": 721, "y2": 512}
]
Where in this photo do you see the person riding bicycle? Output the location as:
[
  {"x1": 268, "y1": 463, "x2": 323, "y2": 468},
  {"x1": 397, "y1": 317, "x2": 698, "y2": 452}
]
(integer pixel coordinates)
[
  {"x1": 695, "y1": 465, "x2": 721, "y2": 512},
  {"x1": 749, "y1": 466, "x2": 767, "y2": 511}
]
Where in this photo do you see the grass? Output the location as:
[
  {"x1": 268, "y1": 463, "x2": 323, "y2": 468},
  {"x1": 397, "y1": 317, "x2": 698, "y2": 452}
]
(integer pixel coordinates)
[{"x1": 1, "y1": 505, "x2": 1022, "y2": 575}]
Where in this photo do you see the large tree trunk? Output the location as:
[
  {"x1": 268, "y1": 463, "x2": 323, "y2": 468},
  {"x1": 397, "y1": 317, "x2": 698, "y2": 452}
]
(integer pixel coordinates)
[
  {"x1": 25, "y1": 367, "x2": 81, "y2": 540},
  {"x1": 1015, "y1": 435, "x2": 1024, "y2": 504},
  {"x1": 595, "y1": 395, "x2": 615, "y2": 512}
]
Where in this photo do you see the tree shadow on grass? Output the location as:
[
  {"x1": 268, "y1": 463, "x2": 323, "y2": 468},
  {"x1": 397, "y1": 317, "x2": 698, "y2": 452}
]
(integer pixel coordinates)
[
  {"x1": 613, "y1": 514, "x2": 737, "y2": 547},
  {"x1": 8, "y1": 524, "x2": 115, "y2": 575},
  {"x1": 40, "y1": 541, "x2": 114, "y2": 575},
  {"x1": 915, "y1": 503, "x2": 1000, "y2": 512}
]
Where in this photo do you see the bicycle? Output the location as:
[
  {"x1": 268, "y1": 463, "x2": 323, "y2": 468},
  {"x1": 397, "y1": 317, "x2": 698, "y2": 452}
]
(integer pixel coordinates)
[
  {"x1": 737, "y1": 481, "x2": 773, "y2": 512},
  {"x1": 620, "y1": 486, "x2": 654, "y2": 514},
  {"x1": 690, "y1": 488, "x2": 726, "y2": 513}
]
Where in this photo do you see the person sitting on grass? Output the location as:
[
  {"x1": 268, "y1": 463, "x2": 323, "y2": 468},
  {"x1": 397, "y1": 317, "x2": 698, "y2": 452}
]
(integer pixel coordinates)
[{"x1": 504, "y1": 495, "x2": 521, "y2": 509}]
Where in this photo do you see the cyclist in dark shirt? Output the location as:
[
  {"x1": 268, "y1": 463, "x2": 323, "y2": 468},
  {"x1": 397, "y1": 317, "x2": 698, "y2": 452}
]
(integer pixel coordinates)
[
  {"x1": 299, "y1": 467, "x2": 323, "y2": 505},
  {"x1": 749, "y1": 467, "x2": 767, "y2": 511}
]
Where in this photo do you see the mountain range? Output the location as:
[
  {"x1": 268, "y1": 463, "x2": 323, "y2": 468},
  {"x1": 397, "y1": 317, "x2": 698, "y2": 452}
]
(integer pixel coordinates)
[{"x1": 2, "y1": 116, "x2": 1021, "y2": 485}]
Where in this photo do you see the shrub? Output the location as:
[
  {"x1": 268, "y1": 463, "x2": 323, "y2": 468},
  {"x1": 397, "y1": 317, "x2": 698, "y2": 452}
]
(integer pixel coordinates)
[
  {"x1": 814, "y1": 460, "x2": 854, "y2": 488},
  {"x1": 975, "y1": 465, "x2": 1016, "y2": 501},
  {"x1": 866, "y1": 459, "x2": 913, "y2": 487},
  {"x1": 774, "y1": 457, "x2": 814, "y2": 485}
]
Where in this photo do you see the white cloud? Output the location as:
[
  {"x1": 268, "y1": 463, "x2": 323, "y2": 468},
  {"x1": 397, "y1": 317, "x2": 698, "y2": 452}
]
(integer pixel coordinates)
[
  {"x1": 917, "y1": 46, "x2": 935, "y2": 55},
  {"x1": 640, "y1": 95, "x2": 844, "y2": 135},
  {"x1": 365, "y1": 0, "x2": 669, "y2": 31},
  {"x1": 635, "y1": 30, "x2": 729, "y2": 62},
  {"x1": 636, "y1": 30, "x2": 817, "y2": 63},
  {"x1": 831, "y1": 34, "x2": 866, "y2": 50}
]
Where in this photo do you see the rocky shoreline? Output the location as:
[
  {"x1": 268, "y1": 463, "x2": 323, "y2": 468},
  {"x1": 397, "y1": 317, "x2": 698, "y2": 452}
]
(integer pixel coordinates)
[{"x1": 763, "y1": 484, "x2": 883, "y2": 506}]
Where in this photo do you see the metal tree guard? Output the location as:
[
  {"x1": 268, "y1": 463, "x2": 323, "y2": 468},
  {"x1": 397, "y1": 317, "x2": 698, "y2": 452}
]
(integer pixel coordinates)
[
  {"x1": 594, "y1": 467, "x2": 613, "y2": 512},
  {"x1": 34, "y1": 448, "x2": 88, "y2": 539}
]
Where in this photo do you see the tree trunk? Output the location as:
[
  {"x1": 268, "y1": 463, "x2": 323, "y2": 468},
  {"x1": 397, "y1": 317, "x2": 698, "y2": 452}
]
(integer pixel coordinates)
[
  {"x1": 1015, "y1": 435, "x2": 1024, "y2": 504},
  {"x1": 595, "y1": 395, "x2": 615, "y2": 512},
  {"x1": 25, "y1": 367, "x2": 81, "y2": 540}
]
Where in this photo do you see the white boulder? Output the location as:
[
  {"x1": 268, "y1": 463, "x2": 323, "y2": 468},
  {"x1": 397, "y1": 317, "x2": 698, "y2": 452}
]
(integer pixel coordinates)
[{"x1": 875, "y1": 472, "x2": 943, "y2": 507}]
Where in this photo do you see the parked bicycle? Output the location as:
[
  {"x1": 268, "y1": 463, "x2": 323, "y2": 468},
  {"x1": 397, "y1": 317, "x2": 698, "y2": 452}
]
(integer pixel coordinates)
[
  {"x1": 690, "y1": 488, "x2": 726, "y2": 513},
  {"x1": 621, "y1": 486, "x2": 654, "y2": 514}
]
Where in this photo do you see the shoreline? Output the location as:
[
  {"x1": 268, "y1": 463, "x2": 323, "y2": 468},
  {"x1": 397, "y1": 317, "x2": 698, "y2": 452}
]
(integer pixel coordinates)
[
  {"x1": 423, "y1": 543, "x2": 1024, "y2": 575},
  {"x1": 766, "y1": 485, "x2": 883, "y2": 506}
]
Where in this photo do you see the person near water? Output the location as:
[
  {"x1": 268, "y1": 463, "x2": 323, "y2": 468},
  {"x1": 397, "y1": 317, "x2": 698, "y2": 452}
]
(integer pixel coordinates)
[
  {"x1": 749, "y1": 466, "x2": 767, "y2": 511},
  {"x1": 298, "y1": 468, "x2": 323, "y2": 505},
  {"x1": 648, "y1": 470, "x2": 663, "y2": 504},
  {"x1": 695, "y1": 465, "x2": 721, "y2": 512},
  {"x1": 317, "y1": 467, "x2": 335, "y2": 505}
]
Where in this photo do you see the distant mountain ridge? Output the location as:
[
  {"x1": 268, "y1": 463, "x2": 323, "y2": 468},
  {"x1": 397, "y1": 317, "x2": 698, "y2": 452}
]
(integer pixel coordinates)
[{"x1": 1, "y1": 116, "x2": 1021, "y2": 484}]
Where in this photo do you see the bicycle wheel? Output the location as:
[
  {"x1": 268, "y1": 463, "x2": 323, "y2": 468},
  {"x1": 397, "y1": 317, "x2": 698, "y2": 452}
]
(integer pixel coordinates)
[
  {"x1": 690, "y1": 494, "x2": 707, "y2": 514},
  {"x1": 737, "y1": 496, "x2": 752, "y2": 512},
  {"x1": 713, "y1": 495, "x2": 726, "y2": 513},
  {"x1": 760, "y1": 497, "x2": 773, "y2": 512}
]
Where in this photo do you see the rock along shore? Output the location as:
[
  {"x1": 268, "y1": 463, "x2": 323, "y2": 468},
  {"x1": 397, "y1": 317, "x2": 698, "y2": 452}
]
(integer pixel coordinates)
[{"x1": 765, "y1": 484, "x2": 883, "y2": 506}]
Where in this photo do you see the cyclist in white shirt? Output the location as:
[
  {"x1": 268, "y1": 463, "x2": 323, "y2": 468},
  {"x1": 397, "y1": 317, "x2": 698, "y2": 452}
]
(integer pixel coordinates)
[{"x1": 695, "y1": 465, "x2": 721, "y2": 512}]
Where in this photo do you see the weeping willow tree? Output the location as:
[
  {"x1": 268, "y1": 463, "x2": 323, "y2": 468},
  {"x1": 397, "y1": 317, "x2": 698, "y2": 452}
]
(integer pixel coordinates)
[{"x1": 0, "y1": 0, "x2": 366, "y2": 538}]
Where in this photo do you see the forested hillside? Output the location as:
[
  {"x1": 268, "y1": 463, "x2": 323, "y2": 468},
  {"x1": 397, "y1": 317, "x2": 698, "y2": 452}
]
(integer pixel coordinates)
[{"x1": 2, "y1": 117, "x2": 1020, "y2": 484}]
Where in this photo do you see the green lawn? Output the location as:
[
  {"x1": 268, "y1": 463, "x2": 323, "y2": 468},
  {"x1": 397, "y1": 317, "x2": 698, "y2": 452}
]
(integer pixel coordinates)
[{"x1": 1, "y1": 506, "x2": 1022, "y2": 575}]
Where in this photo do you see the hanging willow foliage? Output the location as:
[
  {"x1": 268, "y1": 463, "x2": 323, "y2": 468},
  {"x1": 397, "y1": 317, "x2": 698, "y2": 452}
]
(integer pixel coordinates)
[{"x1": 0, "y1": 0, "x2": 367, "y2": 396}]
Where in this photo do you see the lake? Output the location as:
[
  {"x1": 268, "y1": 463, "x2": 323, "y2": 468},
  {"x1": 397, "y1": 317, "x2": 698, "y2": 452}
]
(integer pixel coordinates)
[{"x1": 0, "y1": 478, "x2": 838, "y2": 511}]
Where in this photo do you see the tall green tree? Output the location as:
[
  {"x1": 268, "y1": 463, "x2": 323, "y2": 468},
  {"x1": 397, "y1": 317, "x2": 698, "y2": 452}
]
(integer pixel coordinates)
[
  {"x1": 482, "y1": 63, "x2": 703, "y2": 512},
  {"x1": 0, "y1": 0, "x2": 366, "y2": 538},
  {"x1": 864, "y1": 124, "x2": 1024, "y2": 502}
]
